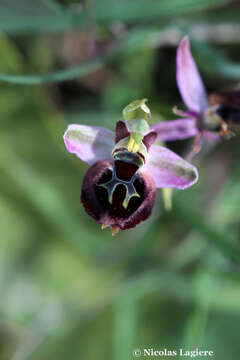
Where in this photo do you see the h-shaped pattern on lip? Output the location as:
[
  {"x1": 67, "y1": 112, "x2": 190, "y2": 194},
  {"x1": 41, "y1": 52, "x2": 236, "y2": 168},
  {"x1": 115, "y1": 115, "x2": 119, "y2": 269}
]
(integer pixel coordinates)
[{"x1": 98, "y1": 167, "x2": 140, "y2": 209}]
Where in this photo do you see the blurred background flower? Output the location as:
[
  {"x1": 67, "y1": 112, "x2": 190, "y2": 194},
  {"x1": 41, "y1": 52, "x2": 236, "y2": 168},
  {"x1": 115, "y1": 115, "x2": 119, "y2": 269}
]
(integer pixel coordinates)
[{"x1": 1, "y1": 1, "x2": 240, "y2": 359}]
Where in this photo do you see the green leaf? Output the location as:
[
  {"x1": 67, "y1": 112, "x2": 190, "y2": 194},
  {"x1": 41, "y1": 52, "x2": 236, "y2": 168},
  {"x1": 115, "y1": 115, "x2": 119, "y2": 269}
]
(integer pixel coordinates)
[
  {"x1": 0, "y1": 0, "x2": 84, "y2": 33},
  {"x1": 0, "y1": 0, "x2": 231, "y2": 33},
  {"x1": 0, "y1": 0, "x2": 64, "y2": 17},
  {"x1": 0, "y1": 46, "x2": 118, "y2": 84},
  {"x1": 0, "y1": 33, "x2": 23, "y2": 72},
  {"x1": 173, "y1": 200, "x2": 240, "y2": 265},
  {"x1": 193, "y1": 40, "x2": 240, "y2": 79},
  {"x1": 0, "y1": 27, "x2": 156, "y2": 85},
  {"x1": 94, "y1": 0, "x2": 231, "y2": 23}
]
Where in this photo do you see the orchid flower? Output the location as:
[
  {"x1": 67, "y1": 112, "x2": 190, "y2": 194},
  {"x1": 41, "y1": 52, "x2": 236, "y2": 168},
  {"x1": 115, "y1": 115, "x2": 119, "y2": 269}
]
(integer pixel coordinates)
[
  {"x1": 63, "y1": 100, "x2": 198, "y2": 235},
  {"x1": 168, "y1": 35, "x2": 233, "y2": 157},
  {"x1": 146, "y1": 37, "x2": 220, "y2": 148}
]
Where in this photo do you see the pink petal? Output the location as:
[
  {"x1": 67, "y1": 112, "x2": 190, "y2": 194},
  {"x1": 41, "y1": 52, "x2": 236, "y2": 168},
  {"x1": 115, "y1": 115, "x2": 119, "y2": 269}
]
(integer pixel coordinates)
[
  {"x1": 151, "y1": 118, "x2": 198, "y2": 142},
  {"x1": 63, "y1": 124, "x2": 114, "y2": 165},
  {"x1": 203, "y1": 130, "x2": 221, "y2": 141},
  {"x1": 145, "y1": 144, "x2": 198, "y2": 189},
  {"x1": 177, "y1": 36, "x2": 208, "y2": 113}
]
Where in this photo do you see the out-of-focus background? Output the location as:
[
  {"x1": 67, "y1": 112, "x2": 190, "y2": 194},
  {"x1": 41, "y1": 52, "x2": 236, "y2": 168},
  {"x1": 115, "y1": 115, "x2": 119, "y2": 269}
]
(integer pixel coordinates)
[{"x1": 1, "y1": 1, "x2": 240, "y2": 359}]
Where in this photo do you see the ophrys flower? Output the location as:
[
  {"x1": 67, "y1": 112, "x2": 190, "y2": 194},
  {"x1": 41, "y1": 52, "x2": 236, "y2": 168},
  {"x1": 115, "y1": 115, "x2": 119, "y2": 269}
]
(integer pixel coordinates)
[
  {"x1": 173, "y1": 36, "x2": 233, "y2": 157},
  {"x1": 63, "y1": 100, "x2": 198, "y2": 235}
]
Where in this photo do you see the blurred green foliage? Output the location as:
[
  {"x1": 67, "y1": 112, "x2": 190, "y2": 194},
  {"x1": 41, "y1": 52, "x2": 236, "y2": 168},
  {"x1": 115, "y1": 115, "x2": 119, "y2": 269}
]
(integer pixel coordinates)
[{"x1": 0, "y1": 1, "x2": 240, "y2": 360}]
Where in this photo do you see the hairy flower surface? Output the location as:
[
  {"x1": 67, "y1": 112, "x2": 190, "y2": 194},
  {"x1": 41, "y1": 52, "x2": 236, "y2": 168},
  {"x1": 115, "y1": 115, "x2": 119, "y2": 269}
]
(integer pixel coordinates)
[{"x1": 64, "y1": 112, "x2": 198, "y2": 234}]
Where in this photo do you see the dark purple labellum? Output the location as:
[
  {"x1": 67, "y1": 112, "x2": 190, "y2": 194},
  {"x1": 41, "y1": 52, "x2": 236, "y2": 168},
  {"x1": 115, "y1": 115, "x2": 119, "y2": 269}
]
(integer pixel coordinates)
[
  {"x1": 216, "y1": 104, "x2": 240, "y2": 124},
  {"x1": 209, "y1": 91, "x2": 240, "y2": 134},
  {"x1": 209, "y1": 91, "x2": 240, "y2": 108},
  {"x1": 81, "y1": 159, "x2": 156, "y2": 232}
]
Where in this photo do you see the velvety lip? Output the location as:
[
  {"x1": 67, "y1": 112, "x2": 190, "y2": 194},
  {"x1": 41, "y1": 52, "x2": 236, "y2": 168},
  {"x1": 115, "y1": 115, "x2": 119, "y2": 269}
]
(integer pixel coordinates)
[{"x1": 81, "y1": 160, "x2": 156, "y2": 230}]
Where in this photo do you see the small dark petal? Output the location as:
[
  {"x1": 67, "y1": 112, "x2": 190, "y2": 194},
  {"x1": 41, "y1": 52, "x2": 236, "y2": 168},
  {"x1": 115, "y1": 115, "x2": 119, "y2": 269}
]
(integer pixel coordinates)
[
  {"x1": 143, "y1": 131, "x2": 157, "y2": 150},
  {"x1": 81, "y1": 160, "x2": 156, "y2": 230},
  {"x1": 115, "y1": 120, "x2": 130, "y2": 143}
]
